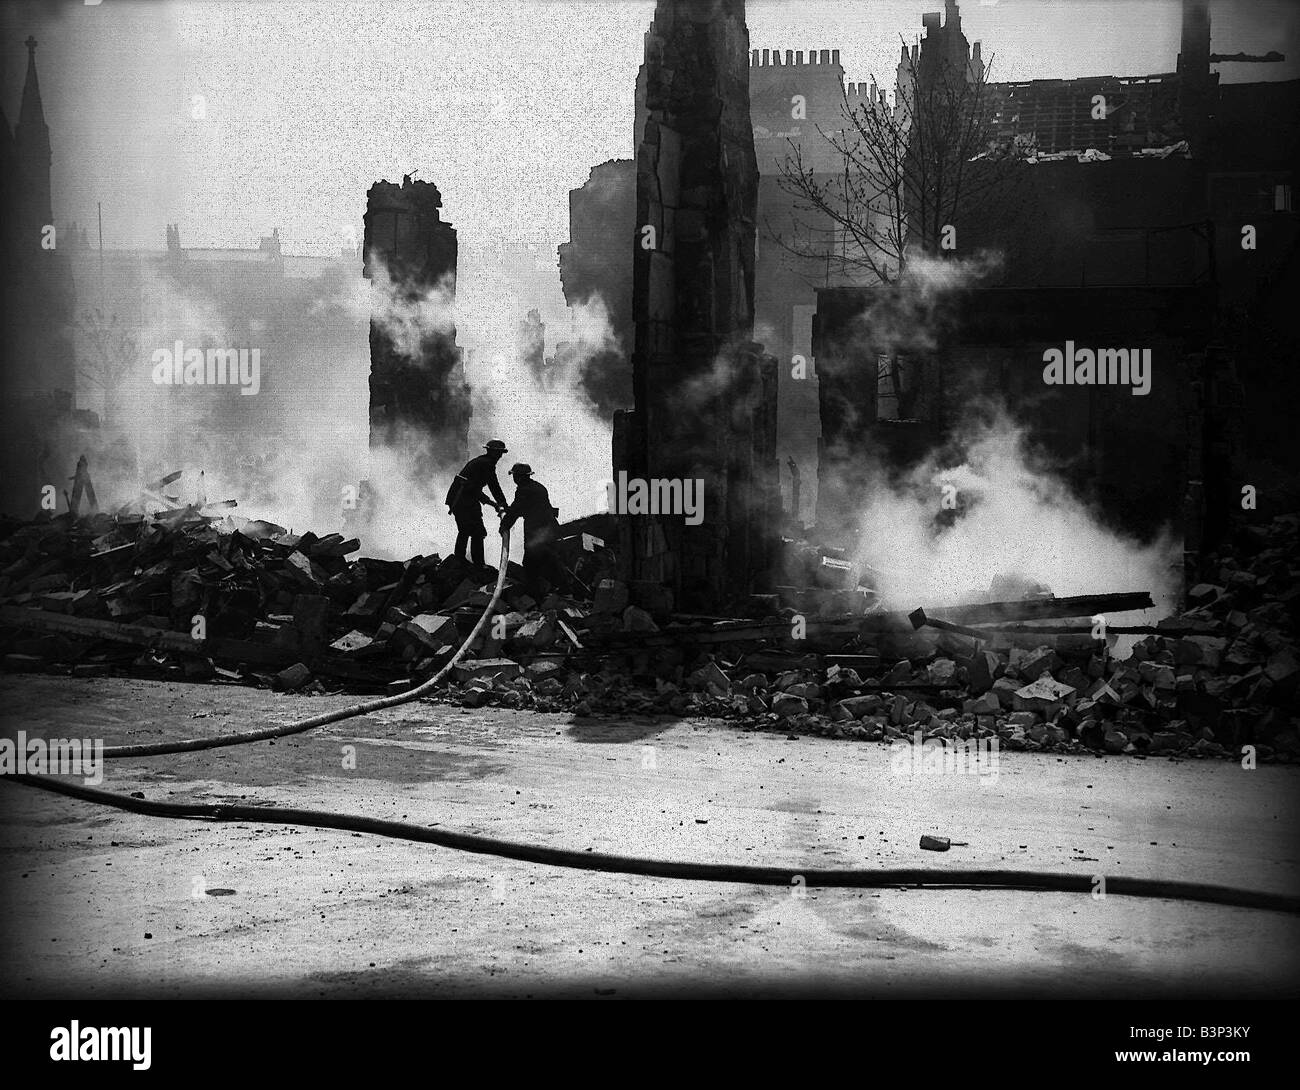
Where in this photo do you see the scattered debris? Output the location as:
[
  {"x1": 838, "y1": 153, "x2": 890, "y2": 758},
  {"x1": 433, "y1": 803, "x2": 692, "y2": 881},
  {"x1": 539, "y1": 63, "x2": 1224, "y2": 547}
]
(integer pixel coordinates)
[{"x1": 0, "y1": 504, "x2": 1295, "y2": 763}]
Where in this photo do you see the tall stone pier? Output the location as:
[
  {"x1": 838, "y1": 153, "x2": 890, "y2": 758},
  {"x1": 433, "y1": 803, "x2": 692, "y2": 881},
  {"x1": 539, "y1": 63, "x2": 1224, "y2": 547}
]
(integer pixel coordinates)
[
  {"x1": 615, "y1": 0, "x2": 779, "y2": 613},
  {"x1": 362, "y1": 176, "x2": 471, "y2": 474}
]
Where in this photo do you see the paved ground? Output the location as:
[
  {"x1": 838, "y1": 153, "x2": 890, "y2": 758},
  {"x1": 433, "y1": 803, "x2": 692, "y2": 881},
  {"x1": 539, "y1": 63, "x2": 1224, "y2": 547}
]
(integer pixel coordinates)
[{"x1": 1, "y1": 673, "x2": 1297, "y2": 998}]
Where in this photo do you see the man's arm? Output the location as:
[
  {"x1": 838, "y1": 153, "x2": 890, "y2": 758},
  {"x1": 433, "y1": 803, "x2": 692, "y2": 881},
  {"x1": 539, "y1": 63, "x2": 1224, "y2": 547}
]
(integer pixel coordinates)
[
  {"x1": 487, "y1": 471, "x2": 508, "y2": 511},
  {"x1": 499, "y1": 492, "x2": 524, "y2": 534}
]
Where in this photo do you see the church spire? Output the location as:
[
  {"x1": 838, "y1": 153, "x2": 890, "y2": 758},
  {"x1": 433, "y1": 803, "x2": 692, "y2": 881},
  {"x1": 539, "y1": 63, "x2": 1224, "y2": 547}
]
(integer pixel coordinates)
[
  {"x1": 14, "y1": 35, "x2": 53, "y2": 235},
  {"x1": 19, "y1": 36, "x2": 48, "y2": 135}
]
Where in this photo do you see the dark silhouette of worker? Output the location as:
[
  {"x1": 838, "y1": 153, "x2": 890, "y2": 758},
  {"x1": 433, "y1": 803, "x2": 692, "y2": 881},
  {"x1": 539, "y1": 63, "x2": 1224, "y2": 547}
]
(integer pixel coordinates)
[
  {"x1": 445, "y1": 439, "x2": 509, "y2": 570},
  {"x1": 499, "y1": 463, "x2": 570, "y2": 600}
]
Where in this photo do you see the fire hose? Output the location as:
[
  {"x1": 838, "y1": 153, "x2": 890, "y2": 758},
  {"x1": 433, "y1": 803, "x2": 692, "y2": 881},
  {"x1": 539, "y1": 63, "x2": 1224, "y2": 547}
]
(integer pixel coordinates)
[
  {"x1": 3, "y1": 528, "x2": 1297, "y2": 914},
  {"x1": 94, "y1": 530, "x2": 519, "y2": 759}
]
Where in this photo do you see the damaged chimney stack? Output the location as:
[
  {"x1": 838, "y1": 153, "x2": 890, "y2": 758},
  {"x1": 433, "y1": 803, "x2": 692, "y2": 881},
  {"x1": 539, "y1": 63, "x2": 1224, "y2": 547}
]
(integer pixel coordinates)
[{"x1": 362, "y1": 175, "x2": 472, "y2": 476}]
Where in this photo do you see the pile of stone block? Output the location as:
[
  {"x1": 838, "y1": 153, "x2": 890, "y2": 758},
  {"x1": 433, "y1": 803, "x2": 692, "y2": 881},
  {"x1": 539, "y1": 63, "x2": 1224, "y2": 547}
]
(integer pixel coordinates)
[
  {"x1": 1, "y1": 503, "x2": 1294, "y2": 764},
  {"x1": 432, "y1": 516, "x2": 1300, "y2": 763},
  {"x1": 0, "y1": 507, "x2": 588, "y2": 690}
]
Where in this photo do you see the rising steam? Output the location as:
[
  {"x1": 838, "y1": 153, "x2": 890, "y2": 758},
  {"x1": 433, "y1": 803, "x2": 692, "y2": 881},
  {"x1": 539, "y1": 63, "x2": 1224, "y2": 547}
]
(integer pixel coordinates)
[
  {"x1": 46, "y1": 246, "x2": 615, "y2": 562},
  {"x1": 847, "y1": 408, "x2": 1180, "y2": 616},
  {"x1": 824, "y1": 251, "x2": 1178, "y2": 619}
]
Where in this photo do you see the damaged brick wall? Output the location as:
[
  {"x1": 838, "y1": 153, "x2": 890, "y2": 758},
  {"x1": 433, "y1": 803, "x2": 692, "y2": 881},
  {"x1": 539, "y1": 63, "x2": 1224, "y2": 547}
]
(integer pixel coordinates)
[
  {"x1": 749, "y1": 48, "x2": 854, "y2": 529},
  {"x1": 557, "y1": 160, "x2": 636, "y2": 413},
  {"x1": 812, "y1": 282, "x2": 1212, "y2": 544},
  {"x1": 362, "y1": 176, "x2": 471, "y2": 473},
  {"x1": 616, "y1": 0, "x2": 779, "y2": 613}
]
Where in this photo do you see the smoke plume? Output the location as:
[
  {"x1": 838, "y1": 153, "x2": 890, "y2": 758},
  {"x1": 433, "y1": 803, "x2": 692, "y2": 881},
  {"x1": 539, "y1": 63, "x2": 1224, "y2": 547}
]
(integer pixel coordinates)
[
  {"x1": 42, "y1": 244, "x2": 616, "y2": 563},
  {"x1": 457, "y1": 292, "x2": 616, "y2": 524},
  {"x1": 846, "y1": 406, "x2": 1180, "y2": 617}
]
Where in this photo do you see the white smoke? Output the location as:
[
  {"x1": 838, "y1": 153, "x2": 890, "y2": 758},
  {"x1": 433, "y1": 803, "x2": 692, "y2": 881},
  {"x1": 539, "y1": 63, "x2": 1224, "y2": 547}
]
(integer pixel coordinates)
[
  {"x1": 457, "y1": 292, "x2": 615, "y2": 524},
  {"x1": 60, "y1": 258, "x2": 370, "y2": 540},
  {"x1": 847, "y1": 409, "x2": 1180, "y2": 617},
  {"x1": 823, "y1": 251, "x2": 1179, "y2": 620},
  {"x1": 852, "y1": 250, "x2": 1005, "y2": 359},
  {"x1": 326, "y1": 252, "x2": 616, "y2": 554},
  {"x1": 362, "y1": 261, "x2": 458, "y2": 358},
  {"x1": 51, "y1": 246, "x2": 615, "y2": 563}
]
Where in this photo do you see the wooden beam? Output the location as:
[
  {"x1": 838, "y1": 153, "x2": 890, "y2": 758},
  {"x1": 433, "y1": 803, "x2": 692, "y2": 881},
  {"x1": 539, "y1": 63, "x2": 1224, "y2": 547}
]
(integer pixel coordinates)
[
  {"x1": 578, "y1": 592, "x2": 1156, "y2": 649},
  {"x1": 582, "y1": 616, "x2": 862, "y2": 648},
  {"x1": 556, "y1": 618, "x2": 584, "y2": 650},
  {"x1": 921, "y1": 592, "x2": 1155, "y2": 625}
]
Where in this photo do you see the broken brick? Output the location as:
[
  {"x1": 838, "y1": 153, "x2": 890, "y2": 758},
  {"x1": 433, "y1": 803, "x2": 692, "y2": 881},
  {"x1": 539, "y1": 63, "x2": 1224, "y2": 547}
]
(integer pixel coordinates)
[
  {"x1": 452, "y1": 658, "x2": 522, "y2": 684},
  {"x1": 965, "y1": 692, "x2": 1000, "y2": 716},
  {"x1": 837, "y1": 694, "x2": 883, "y2": 719},
  {"x1": 622, "y1": 605, "x2": 658, "y2": 633},
  {"x1": 1013, "y1": 677, "x2": 1076, "y2": 716},
  {"x1": 273, "y1": 662, "x2": 312, "y2": 692},
  {"x1": 966, "y1": 650, "x2": 1002, "y2": 693},
  {"x1": 592, "y1": 579, "x2": 629, "y2": 615},
  {"x1": 1016, "y1": 646, "x2": 1061, "y2": 682},
  {"x1": 401, "y1": 613, "x2": 457, "y2": 651},
  {"x1": 283, "y1": 551, "x2": 327, "y2": 589},
  {"x1": 771, "y1": 693, "x2": 808, "y2": 718},
  {"x1": 330, "y1": 630, "x2": 374, "y2": 654}
]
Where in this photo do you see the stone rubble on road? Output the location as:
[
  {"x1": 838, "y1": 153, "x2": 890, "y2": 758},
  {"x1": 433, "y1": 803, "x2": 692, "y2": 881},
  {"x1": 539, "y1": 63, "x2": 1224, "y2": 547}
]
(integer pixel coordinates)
[{"x1": 1, "y1": 506, "x2": 1296, "y2": 763}]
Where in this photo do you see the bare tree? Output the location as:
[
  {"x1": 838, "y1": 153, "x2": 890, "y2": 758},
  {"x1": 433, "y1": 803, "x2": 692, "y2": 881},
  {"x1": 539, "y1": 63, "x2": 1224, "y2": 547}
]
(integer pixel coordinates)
[
  {"x1": 76, "y1": 307, "x2": 138, "y2": 427},
  {"x1": 770, "y1": 47, "x2": 1033, "y2": 425},
  {"x1": 772, "y1": 48, "x2": 1024, "y2": 286}
]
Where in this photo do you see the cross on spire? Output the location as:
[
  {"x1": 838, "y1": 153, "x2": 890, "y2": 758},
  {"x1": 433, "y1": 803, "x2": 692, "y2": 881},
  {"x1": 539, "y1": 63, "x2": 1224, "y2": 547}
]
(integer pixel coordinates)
[{"x1": 18, "y1": 32, "x2": 48, "y2": 137}]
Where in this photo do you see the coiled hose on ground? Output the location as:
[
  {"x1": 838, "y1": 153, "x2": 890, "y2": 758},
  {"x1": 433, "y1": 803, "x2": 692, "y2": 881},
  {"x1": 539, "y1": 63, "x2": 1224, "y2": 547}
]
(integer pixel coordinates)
[{"x1": 3, "y1": 529, "x2": 1297, "y2": 915}]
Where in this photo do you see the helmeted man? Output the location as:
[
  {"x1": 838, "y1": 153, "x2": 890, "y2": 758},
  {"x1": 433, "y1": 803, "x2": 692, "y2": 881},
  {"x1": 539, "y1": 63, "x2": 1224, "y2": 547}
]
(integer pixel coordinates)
[
  {"x1": 499, "y1": 463, "x2": 569, "y2": 600},
  {"x1": 445, "y1": 439, "x2": 510, "y2": 569}
]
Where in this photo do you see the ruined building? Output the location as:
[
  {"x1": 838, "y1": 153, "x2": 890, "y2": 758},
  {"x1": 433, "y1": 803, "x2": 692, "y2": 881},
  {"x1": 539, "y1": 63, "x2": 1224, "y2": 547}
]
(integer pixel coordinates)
[
  {"x1": 614, "y1": 0, "x2": 780, "y2": 612},
  {"x1": 517, "y1": 308, "x2": 546, "y2": 385},
  {"x1": 978, "y1": 0, "x2": 1240, "y2": 160},
  {"x1": 556, "y1": 160, "x2": 636, "y2": 413},
  {"x1": 362, "y1": 176, "x2": 471, "y2": 474},
  {"x1": 5, "y1": 37, "x2": 52, "y2": 252},
  {"x1": 916, "y1": 0, "x2": 980, "y2": 92},
  {"x1": 561, "y1": 42, "x2": 865, "y2": 528},
  {"x1": 812, "y1": 0, "x2": 1297, "y2": 567},
  {"x1": 570, "y1": 0, "x2": 1292, "y2": 547},
  {"x1": 748, "y1": 47, "x2": 874, "y2": 528},
  {"x1": 0, "y1": 36, "x2": 78, "y2": 516},
  {"x1": 2, "y1": 36, "x2": 76, "y2": 400},
  {"x1": 749, "y1": 47, "x2": 848, "y2": 173}
]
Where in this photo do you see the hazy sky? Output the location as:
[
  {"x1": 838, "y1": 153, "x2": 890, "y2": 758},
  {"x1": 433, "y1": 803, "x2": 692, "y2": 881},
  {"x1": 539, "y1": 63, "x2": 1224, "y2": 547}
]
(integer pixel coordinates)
[{"x1": 2, "y1": 0, "x2": 1296, "y2": 339}]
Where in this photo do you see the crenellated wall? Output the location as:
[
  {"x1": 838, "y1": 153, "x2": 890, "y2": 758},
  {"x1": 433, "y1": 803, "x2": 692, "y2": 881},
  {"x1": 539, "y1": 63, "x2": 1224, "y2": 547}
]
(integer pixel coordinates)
[{"x1": 749, "y1": 48, "x2": 841, "y2": 67}]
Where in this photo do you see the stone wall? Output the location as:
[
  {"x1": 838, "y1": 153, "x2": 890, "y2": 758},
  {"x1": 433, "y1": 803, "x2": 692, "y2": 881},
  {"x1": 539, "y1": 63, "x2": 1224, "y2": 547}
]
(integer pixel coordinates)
[
  {"x1": 557, "y1": 159, "x2": 636, "y2": 414},
  {"x1": 362, "y1": 176, "x2": 470, "y2": 473},
  {"x1": 618, "y1": 0, "x2": 779, "y2": 611}
]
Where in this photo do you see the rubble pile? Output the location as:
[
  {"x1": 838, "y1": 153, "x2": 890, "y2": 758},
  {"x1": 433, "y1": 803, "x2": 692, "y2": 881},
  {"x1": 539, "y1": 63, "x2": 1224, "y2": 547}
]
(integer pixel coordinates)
[
  {"x1": 1, "y1": 506, "x2": 1295, "y2": 762},
  {"x1": 708, "y1": 514, "x2": 1298, "y2": 762},
  {"x1": 437, "y1": 516, "x2": 1299, "y2": 763},
  {"x1": 0, "y1": 508, "x2": 605, "y2": 692}
]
